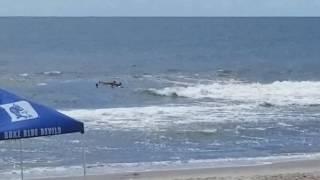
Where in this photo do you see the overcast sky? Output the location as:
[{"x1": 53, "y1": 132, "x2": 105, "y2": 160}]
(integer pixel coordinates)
[{"x1": 1, "y1": 0, "x2": 320, "y2": 16}]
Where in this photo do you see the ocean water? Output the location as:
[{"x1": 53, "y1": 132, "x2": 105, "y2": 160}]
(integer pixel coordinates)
[{"x1": 1, "y1": 17, "x2": 320, "y2": 179}]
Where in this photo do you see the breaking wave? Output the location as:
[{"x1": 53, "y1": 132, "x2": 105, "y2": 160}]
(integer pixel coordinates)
[
  {"x1": 145, "y1": 81, "x2": 320, "y2": 106},
  {"x1": 61, "y1": 103, "x2": 320, "y2": 131},
  {"x1": 61, "y1": 104, "x2": 258, "y2": 130}
]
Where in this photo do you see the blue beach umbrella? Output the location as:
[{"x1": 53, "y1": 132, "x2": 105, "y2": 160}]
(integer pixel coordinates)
[{"x1": 0, "y1": 89, "x2": 86, "y2": 179}]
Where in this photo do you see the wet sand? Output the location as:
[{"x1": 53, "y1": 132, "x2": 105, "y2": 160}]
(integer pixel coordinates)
[{"x1": 34, "y1": 159, "x2": 320, "y2": 180}]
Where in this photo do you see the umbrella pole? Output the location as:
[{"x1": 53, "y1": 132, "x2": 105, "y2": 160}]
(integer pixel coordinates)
[
  {"x1": 19, "y1": 139, "x2": 24, "y2": 180},
  {"x1": 82, "y1": 134, "x2": 87, "y2": 179}
]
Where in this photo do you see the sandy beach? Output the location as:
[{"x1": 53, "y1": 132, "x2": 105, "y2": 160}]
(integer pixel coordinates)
[{"x1": 33, "y1": 159, "x2": 320, "y2": 180}]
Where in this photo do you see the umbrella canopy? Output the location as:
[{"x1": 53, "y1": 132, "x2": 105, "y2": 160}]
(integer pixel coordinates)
[{"x1": 0, "y1": 89, "x2": 84, "y2": 141}]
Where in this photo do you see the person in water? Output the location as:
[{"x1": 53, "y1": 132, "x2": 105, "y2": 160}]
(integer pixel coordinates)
[{"x1": 96, "y1": 80, "x2": 122, "y2": 88}]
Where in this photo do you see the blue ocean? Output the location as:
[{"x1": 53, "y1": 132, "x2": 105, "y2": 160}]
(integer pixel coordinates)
[{"x1": 1, "y1": 17, "x2": 320, "y2": 179}]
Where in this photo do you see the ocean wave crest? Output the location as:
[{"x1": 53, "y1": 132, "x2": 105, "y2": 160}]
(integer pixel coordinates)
[
  {"x1": 42, "y1": 71, "x2": 62, "y2": 76},
  {"x1": 61, "y1": 104, "x2": 257, "y2": 130},
  {"x1": 144, "y1": 81, "x2": 320, "y2": 106}
]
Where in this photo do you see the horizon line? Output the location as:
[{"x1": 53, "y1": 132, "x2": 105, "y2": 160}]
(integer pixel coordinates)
[{"x1": 0, "y1": 15, "x2": 319, "y2": 18}]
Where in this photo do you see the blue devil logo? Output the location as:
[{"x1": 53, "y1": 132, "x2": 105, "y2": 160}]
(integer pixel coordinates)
[
  {"x1": 9, "y1": 104, "x2": 33, "y2": 119},
  {"x1": 1, "y1": 101, "x2": 39, "y2": 122}
]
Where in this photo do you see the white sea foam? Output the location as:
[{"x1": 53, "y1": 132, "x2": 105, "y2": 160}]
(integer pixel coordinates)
[
  {"x1": 62, "y1": 81, "x2": 320, "y2": 130},
  {"x1": 146, "y1": 81, "x2": 320, "y2": 106},
  {"x1": 61, "y1": 103, "x2": 289, "y2": 130},
  {"x1": 19, "y1": 73, "x2": 29, "y2": 77},
  {"x1": 37, "y1": 82, "x2": 48, "y2": 86},
  {"x1": 43, "y1": 71, "x2": 62, "y2": 76}
]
